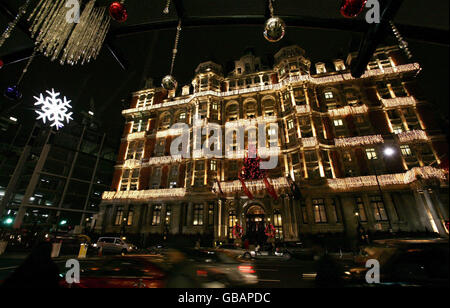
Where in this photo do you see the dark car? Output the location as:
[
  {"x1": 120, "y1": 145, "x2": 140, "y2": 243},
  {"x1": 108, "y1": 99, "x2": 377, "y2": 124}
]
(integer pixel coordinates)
[
  {"x1": 59, "y1": 256, "x2": 167, "y2": 288},
  {"x1": 346, "y1": 239, "x2": 449, "y2": 287}
]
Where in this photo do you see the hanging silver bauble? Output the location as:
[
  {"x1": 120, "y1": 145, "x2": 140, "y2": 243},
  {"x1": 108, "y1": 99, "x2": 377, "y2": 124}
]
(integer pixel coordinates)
[
  {"x1": 161, "y1": 75, "x2": 178, "y2": 90},
  {"x1": 263, "y1": 17, "x2": 286, "y2": 43}
]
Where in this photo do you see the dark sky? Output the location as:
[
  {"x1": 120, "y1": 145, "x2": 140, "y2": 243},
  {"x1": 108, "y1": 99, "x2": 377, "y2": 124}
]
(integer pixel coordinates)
[{"x1": 0, "y1": 0, "x2": 448, "y2": 144}]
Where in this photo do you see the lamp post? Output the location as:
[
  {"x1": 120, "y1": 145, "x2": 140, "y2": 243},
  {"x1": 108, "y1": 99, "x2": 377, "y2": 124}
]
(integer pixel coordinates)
[{"x1": 370, "y1": 146, "x2": 395, "y2": 233}]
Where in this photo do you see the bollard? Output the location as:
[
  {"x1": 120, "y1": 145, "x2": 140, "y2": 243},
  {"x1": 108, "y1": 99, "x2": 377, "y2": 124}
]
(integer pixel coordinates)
[
  {"x1": 0, "y1": 240, "x2": 7, "y2": 255},
  {"x1": 78, "y1": 243, "x2": 88, "y2": 259},
  {"x1": 51, "y1": 242, "x2": 62, "y2": 258}
]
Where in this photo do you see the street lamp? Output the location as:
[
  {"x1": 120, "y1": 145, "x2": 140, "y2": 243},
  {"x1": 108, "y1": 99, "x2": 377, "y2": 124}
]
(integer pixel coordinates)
[{"x1": 371, "y1": 146, "x2": 395, "y2": 232}]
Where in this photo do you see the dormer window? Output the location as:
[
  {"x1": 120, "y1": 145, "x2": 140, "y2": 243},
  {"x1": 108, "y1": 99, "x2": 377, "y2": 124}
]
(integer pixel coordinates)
[
  {"x1": 316, "y1": 63, "x2": 326, "y2": 74},
  {"x1": 334, "y1": 60, "x2": 346, "y2": 71}
]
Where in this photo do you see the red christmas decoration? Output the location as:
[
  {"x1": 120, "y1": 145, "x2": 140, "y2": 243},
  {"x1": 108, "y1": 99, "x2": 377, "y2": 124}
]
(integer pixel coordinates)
[
  {"x1": 238, "y1": 145, "x2": 279, "y2": 200},
  {"x1": 232, "y1": 224, "x2": 243, "y2": 239},
  {"x1": 265, "y1": 224, "x2": 276, "y2": 238},
  {"x1": 109, "y1": 1, "x2": 128, "y2": 23},
  {"x1": 340, "y1": 0, "x2": 368, "y2": 18},
  {"x1": 0, "y1": 59, "x2": 3, "y2": 69}
]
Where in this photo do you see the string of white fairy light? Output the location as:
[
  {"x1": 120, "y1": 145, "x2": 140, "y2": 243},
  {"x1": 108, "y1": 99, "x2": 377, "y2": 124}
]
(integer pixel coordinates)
[
  {"x1": 102, "y1": 188, "x2": 186, "y2": 201},
  {"x1": 123, "y1": 63, "x2": 421, "y2": 114},
  {"x1": 381, "y1": 96, "x2": 417, "y2": 108},
  {"x1": 397, "y1": 130, "x2": 428, "y2": 143},
  {"x1": 327, "y1": 167, "x2": 446, "y2": 191},
  {"x1": 213, "y1": 177, "x2": 289, "y2": 194},
  {"x1": 334, "y1": 135, "x2": 384, "y2": 148}
]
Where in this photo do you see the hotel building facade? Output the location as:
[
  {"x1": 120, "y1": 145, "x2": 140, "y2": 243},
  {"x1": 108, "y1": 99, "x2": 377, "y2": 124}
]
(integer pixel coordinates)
[{"x1": 96, "y1": 45, "x2": 449, "y2": 245}]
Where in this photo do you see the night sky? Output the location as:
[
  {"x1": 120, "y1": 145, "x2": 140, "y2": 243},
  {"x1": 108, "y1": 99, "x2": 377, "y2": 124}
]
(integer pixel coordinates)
[{"x1": 0, "y1": 0, "x2": 448, "y2": 146}]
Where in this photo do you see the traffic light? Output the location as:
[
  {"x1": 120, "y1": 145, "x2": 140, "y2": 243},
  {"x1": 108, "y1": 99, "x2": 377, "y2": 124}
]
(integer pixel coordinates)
[
  {"x1": 59, "y1": 220, "x2": 67, "y2": 226},
  {"x1": 3, "y1": 217, "x2": 13, "y2": 225}
]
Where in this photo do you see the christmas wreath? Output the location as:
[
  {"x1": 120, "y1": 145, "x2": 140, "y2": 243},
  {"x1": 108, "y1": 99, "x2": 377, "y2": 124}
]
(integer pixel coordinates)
[{"x1": 232, "y1": 224, "x2": 243, "y2": 238}]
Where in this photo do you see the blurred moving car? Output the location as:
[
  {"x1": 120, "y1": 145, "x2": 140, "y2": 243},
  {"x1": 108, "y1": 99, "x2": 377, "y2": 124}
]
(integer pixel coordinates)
[
  {"x1": 215, "y1": 244, "x2": 249, "y2": 259},
  {"x1": 346, "y1": 239, "x2": 449, "y2": 287},
  {"x1": 94, "y1": 237, "x2": 136, "y2": 255},
  {"x1": 275, "y1": 242, "x2": 314, "y2": 260},
  {"x1": 182, "y1": 249, "x2": 258, "y2": 287},
  {"x1": 146, "y1": 243, "x2": 170, "y2": 255},
  {"x1": 60, "y1": 256, "x2": 166, "y2": 288}
]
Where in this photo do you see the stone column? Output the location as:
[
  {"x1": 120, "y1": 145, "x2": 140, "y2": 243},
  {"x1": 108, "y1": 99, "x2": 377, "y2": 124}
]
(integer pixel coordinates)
[
  {"x1": 339, "y1": 195, "x2": 359, "y2": 249},
  {"x1": 382, "y1": 191, "x2": 400, "y2": 229},
  {"x1": 422, "y1": 189, "x2": 448, "y2": 236}
]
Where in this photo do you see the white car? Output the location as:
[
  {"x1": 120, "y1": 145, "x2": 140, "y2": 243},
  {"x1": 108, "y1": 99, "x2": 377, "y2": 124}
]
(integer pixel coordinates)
[{"x1": 94, "y1": 237, "x2": 136, "y2": 255}]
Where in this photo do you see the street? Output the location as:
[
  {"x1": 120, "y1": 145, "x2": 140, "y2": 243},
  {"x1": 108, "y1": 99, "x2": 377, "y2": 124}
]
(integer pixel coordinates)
[{"x1": 0, "y1": 254, "x2": 319, "y2": 287}]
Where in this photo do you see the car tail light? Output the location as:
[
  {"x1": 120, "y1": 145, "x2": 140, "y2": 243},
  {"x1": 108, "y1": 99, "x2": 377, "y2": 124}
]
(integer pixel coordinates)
[
  {"x1": 239, "y1": 265, "x2": 255, "y2": 274},
  {"x1": 196, "y1": 270, "x2": 208, "y2": 277}
]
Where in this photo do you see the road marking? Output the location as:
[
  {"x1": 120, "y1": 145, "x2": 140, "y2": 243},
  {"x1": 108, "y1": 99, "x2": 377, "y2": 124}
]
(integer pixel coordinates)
[
  {"x1": 0, "y1": 266, "x2": 18, "y2": 271},
  {"x1": 258, "y1": 279, "x2": 281, "y2": 282}
]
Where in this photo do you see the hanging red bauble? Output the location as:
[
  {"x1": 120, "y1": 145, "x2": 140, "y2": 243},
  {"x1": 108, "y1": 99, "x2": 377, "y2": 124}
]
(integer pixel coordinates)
[
  {"x1": 0, "y1": 59, "x2": 3, "y2": 69},
  {"x1": 109, "y1": 1, "x2": 128, "y2": 23},
  {"x1": 340, "y1": 0, "x2": 368, "y2": 18}
]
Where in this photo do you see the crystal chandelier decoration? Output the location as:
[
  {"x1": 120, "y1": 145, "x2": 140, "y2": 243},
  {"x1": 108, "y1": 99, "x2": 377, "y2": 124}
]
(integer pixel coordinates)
[
  {"x1": 263, "y1": 0, "x2": 286, "y2": 43},
  {"x1": 61, "y1": 2, "x2": 111, "y2": 65},
  {"x1": 390, "y1": 21, "x2": 413, "y2": 59},
  {"x1": 162, "y1": 19, "x2": 182, "y2": 91},
  {"x1": 28, "y1": 0, "x2": 111, "y2": 65},
  {"x1": 163, "y1": 0, "x2": 172, "y2": 14},
  {"x1": 0, "y1": 0, "x2": 32, "y2": 48}
]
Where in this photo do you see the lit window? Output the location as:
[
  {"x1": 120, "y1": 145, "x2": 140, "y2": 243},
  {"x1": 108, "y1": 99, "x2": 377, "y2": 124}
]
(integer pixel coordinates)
[
  {"x1": 324, "y1": 92, "x2": 334, "y2": 99},
  {"x1": 400, "y1": 145, "x2": 412, "y2": 157},
  {"x1": 179, "y1": 113, "x2": 186, "y2": 120},
  {"x1": 393, "y1": 125, "x2": 404, "y2": 134},
  {"x1": 287, "y1": 119, "x2": 295, "y2": 130},
  {"x1": 114, "y1": 207, "x2": 124, "y2": 225},
  {"x1": 152, "y1": 205, "x2": 162, "y2": 225},
  {"x1": 366, "y1": 148, "x2": 378, "y2": 160},
  {"x1": 210, "y1": 160, "x2": 217, "y2": 171},
  {"x1": 212, "y1": 103, "x2": 218, "y2": 110},
  {"x1": 273, "y1": 210, "x2": 283, "y2": 239},
  {"x1": 313, "y1": 199, "x2": 327, "y2": 223},
  {"x1": 370, "y1": 196, "x2": 388, "y2": 221},
  {"x1": 208, "y1": 204, "x2": 214, "y2": 226},
  {"x1": 356, "y1": 198, "x2": 367, "y2": 222},
  {"x1": 334, "y1": 119, "x2": 344, "y2": 127},
  {"x1": 165, "y1": 206, "x2": 171, "y2": 226},
  {"x1": 193, "y1": 204, "x2": 204, "y2": 226},
  {"x1": 268, "y1": 128, "x2": 277, "y2": 136},
  {"x1": 127, "y1": 207, "x2": 134, "y2": 226},
  {"x1": 228, "y1": 211, "x2": 237, "y2": 239}
]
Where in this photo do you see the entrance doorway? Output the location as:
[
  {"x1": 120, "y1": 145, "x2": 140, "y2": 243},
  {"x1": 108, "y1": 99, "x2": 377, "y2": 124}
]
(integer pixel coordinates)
[{"x1": 245, "y1": 205, "x2": 267, "y2": 245}]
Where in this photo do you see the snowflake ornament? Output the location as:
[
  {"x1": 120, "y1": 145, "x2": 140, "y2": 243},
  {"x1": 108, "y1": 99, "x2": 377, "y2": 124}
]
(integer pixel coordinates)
[{"x1": 34, "y1": 89, "x2": 73, "y2": 130}]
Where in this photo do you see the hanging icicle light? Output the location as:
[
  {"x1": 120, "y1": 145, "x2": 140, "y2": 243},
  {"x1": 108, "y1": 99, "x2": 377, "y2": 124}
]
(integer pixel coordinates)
[
  {"x1": 61, "y1": 2, "x2": 111, "y2": 65},
  {"x1": 264, "y1": 0, "x2": 286, "y2": 43},
  {"x1": 28, "y1": 0, "x2": 111, "y2": 65},
  {"x1": 390, "y1": 21, "x2": 413, "y2": 59},
  {"x1": 162, "y1": 20, "x2": 182, "y2": 91},
  {"x1": 0, "y1": 0, "x2": 32, "y2": 48}
]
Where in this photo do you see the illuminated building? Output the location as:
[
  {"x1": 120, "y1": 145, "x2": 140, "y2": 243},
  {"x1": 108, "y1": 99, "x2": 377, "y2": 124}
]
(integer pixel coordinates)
[{"x1": 97, "y1": 45, "x2": 449, "y2": 245}]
